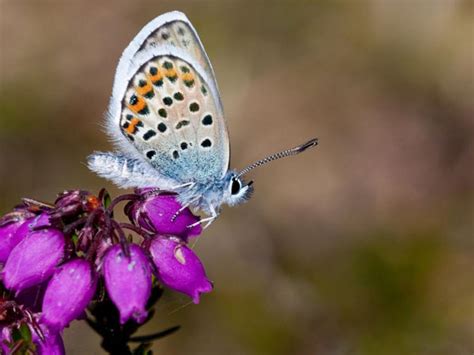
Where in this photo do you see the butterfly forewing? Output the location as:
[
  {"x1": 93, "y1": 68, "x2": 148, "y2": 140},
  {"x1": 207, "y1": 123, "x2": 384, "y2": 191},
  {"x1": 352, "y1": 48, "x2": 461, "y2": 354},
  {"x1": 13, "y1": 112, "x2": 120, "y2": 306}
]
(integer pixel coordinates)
[{"x1": 120, "y1": 55, "x2": 228, "y2": 183}]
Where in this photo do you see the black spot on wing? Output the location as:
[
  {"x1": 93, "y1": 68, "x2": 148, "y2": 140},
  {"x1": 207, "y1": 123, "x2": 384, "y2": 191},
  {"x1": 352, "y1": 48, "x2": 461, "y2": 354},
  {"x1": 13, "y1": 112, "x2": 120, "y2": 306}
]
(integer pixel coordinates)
[
  {"x1": 202, "y1": 114, "x2": 213, "y2": 125},
  {"x1": 158, "y1": 108, "x2": 167, "y2": 118},
  {"x1": 201, "y1": 139, "x2": 212, "y2": 148},
  {"x1": 143, "y1": 130, "x2": 156, "y2": 141},
  {"x1": 157, "y1": 123, "x2": 167, "y2": 133},
  {"x1": 163, "y1": 97, "x2": 173, "y2": 106},
  {"x1": 189, "y1": 102, "x2": 199, "y2": 112},
  {"x1": 146, "y1": 150, "x2": 156, "y2": 159},
  {"x1": 163, "y1": 61, "x2": 173, "y2": 69},
  {"x1": 175, "y1": 120, "x2": 190, "y2": 130},
  {"x1": 173, "y1": 92, "x2": 184, "y2": 101}
]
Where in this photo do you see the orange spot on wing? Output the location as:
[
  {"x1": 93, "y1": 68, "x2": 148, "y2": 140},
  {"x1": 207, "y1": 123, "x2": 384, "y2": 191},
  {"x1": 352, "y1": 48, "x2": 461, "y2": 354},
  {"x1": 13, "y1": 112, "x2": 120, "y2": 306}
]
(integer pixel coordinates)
[
  {"x1": 181, "y1": 72, "x2": 194, "y2": 82},
  {"x1": 136, "y1": 79, "x2": 153, "y2": 96},
  {"x1": 148, "y1": 70, "x2": 162, "y2": 82},
  {"x1": 128, "y1": 96, "x2": 146, "y2": 113},
  {"x1": 126, "y1": 118, "x2": 141, "y2": 134},
  {"x1": 164, "y1": 68, "x2": 177, "y2": 78}
]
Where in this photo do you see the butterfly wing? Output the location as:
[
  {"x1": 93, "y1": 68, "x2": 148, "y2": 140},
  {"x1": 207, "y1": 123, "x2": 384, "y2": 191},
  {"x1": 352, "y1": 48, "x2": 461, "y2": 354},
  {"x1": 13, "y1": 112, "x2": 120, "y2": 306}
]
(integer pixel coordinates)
[
  {"x1": 115, "y1": 11, "x2": 220, "y2": 98},
  {"x1": 103, "y1": 12, "x2": 229, "y2": 187},
  {"x1": 107, "y1": 45, "x2": 229, "y2": 186}
]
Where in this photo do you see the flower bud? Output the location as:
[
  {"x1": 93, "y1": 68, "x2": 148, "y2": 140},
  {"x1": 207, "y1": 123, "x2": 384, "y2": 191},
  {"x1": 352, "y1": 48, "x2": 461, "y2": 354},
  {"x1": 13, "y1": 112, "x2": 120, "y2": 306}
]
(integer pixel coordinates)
[
  {"x1": 149, "y1": 237, "x2": 212, "y2": 304},
  {"x1": 0, "y1": 211, "x2": 42, "y2": 263},
  {"x1": 2, "y1": 227, "x2": 65, "y2": 292},
  {"x1": 127, "y1": 192, "x2": 201, "y2": 239},
  {"x1": 41, "y1": 259, "x2": 97, "y2": 331},
  {"x1": 0, "y1": 221, "x2": 25, "y2": 263},
  {"x1": 103, "y1": 244, "x2": 151, "y2": 324}
]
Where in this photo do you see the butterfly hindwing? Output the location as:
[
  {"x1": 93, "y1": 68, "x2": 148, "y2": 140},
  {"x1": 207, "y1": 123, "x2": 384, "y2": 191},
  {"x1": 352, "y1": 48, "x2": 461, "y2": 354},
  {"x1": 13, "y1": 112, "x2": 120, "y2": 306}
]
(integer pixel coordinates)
[{"x1": 117, "y1": 50, "x2": 228, "y2": 184}]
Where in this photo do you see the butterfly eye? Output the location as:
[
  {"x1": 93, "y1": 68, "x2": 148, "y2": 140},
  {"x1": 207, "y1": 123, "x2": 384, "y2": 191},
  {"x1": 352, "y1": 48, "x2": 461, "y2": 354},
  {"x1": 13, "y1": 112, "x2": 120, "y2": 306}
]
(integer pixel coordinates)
[{"x1": 231, "y1": 179, "x2": 241, "y2": 195}]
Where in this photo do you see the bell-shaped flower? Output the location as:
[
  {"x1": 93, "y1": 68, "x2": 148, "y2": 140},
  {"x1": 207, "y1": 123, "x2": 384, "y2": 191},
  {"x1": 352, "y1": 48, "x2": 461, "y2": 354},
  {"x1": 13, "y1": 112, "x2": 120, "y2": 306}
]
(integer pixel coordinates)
[
  {"x1": 103, "y1": 244, "x2": 152, "y2": 324},
  {"x1": 2, "y1": 227, "x2": 65, "y2": 292},
  {"x1": 0, "y1": 210, "x2": 41, "y2": 263},
  {"x1": 41, "y1": 259, "x2": 97, "y2": 331},
  {"x1": 149, "y1": 236, "x2": 212, "y2": 304},
  {"x1": 127, "y1": 192, "x2": 201, "y2": 239}
]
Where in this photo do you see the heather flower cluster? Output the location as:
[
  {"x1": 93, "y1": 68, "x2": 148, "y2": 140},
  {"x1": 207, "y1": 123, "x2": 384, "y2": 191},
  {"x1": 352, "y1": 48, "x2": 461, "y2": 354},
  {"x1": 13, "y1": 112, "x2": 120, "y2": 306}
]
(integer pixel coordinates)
[{"x1": 0, "y1": 189, "x2": 212, "y2": 354}]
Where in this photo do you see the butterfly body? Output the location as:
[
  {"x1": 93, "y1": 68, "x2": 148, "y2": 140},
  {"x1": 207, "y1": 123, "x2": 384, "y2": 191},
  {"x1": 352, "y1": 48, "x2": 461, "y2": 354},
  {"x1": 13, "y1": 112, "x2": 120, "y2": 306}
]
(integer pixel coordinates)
[{"x1": 88, "y1": 11, "x2": 317, "y2": 225}]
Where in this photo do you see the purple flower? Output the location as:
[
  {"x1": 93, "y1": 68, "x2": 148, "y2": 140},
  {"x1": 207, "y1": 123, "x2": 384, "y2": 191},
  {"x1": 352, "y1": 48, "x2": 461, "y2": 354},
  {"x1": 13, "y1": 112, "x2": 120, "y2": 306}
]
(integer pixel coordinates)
[
  {"x1": 41, "y1": 259, "x2": 97, "y2": 331},
  {"x1": 0, "y1": 221, "x2": 25, "y2": 263},
  {"x1": 36, "y1": 332, "x2": 65, "y2": 355},
  {"x1": 15, "y1": 282, "x2": 49, "y2": 313},
  {"x1": 103, "y1": 244, "x2": 152, "y2": 324},
  {"x1": 149, "y1": 237, "x2": 212, "y2": 304},
  {"x1": 127, "y1": 192, "x2": 201, "y2": 239},
  {"x1": 2, "y1": 227, "x2": 65, "y2": 292},
  {"x1": 31, "y1": 324, "x2": 65, "y2": 355},
  {"x1": 0, "y1": 211, "x2": 42, "y2": 263},
  {"x1": 1, "y1": 327, "x2": 11, "y2": 354}
]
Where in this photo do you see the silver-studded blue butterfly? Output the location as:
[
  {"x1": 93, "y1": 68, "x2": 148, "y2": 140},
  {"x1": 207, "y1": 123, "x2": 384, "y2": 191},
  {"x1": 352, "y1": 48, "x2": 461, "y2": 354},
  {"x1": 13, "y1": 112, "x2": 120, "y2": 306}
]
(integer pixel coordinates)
[{"x1": 88, "y1": 11, "x2": 318, "y2": 227}]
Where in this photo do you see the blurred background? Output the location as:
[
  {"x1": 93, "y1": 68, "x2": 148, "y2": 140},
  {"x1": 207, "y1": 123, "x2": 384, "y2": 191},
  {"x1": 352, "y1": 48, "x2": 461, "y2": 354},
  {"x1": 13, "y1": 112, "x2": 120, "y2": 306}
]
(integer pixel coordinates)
[{"x1": 1, "y1": 0, "x2": 473, "y2": 354}]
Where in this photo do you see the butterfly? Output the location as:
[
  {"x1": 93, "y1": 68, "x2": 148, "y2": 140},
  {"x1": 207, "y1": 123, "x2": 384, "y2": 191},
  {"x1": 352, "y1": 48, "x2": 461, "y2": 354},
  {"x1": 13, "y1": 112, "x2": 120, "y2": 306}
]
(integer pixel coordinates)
[{"x1": 88, "y1": 11, "x2": 318, "y2": 227}]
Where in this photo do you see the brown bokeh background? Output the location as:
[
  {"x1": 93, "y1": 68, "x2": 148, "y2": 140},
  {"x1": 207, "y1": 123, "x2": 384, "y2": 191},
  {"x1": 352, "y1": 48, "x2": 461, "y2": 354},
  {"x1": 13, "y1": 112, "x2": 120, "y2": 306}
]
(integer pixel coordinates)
[{"x1": 1, "y1": 1, "x2": 473, "y2": 354}]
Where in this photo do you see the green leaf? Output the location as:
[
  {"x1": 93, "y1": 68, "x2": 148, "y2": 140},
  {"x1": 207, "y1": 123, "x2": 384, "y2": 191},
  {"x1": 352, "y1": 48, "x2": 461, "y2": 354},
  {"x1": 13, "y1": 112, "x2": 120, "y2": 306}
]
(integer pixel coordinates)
[
  {"x1": 103, "y1": 190, "x2": 112, "y2": 208},
  {"x1": 18, "y1": 323, "x2": 32, "y2": 342}
]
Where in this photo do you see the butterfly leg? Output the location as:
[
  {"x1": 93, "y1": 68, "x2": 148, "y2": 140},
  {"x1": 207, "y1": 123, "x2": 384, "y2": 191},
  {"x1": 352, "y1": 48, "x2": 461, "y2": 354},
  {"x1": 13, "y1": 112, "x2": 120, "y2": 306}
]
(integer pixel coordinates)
[
  {"x1": 171, "y1": 196, "x2": 200, "y2": 222},
  {"x1": 170, "y1": 182, "x2": 195, "y2": 191},
  {"x1": 186, "y1": 215, "x2": 216, "y2": 229},
  {"x1": 186, "y1": 205, "x2": 219, "y2": 229}
]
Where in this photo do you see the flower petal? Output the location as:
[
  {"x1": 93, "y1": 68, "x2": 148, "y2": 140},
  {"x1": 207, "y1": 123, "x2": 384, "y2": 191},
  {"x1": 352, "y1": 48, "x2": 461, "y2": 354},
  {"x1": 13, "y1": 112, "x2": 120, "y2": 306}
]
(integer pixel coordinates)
[
  {"x1": 42, "y1": 259, "x2": 97, "y2": 331},
  {"x1": 149, "y1": 237, "x2": 212, "y2": 303},
  {"x1": 0, "y1": 213, "x2": 47, "y2": 263},
  {"x1": 128, "y1": 193, "x2": 201, "y2": 239},
  {"x1": 37, "y1": 332, "x2": 65, "y2": 355},
  {"x1": 103, "y1": 244, "x2": 152, "y2": 324},
  {"x1": 31, "y1": 324, "x2": 65, "y2": 355},
  {"x1": 2, "y1": 228, "x2": 65, "y2": 292},
  {"x1": 0, "y1": 221, "x2": 25, "y2": 263}
]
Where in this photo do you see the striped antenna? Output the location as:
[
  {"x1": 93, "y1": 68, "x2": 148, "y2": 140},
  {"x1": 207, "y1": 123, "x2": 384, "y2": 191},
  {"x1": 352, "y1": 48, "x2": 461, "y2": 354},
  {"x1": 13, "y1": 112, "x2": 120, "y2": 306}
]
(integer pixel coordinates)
[{"x1": 237, "y1": 138, "x2": 318, "y2": 178}]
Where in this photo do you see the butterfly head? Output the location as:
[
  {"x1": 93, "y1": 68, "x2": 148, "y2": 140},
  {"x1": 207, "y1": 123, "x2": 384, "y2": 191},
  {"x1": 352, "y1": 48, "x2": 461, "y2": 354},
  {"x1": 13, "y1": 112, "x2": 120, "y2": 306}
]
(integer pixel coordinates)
[{"x1": 222, "y1": 172, "x2": 254, "y2": 207}]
